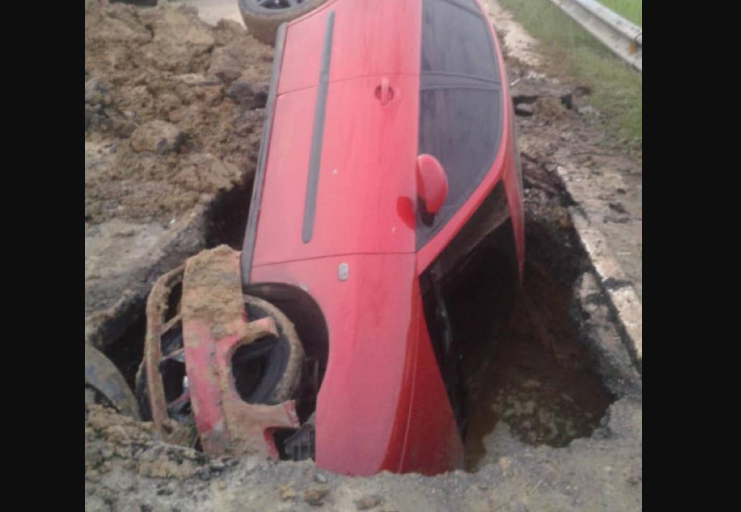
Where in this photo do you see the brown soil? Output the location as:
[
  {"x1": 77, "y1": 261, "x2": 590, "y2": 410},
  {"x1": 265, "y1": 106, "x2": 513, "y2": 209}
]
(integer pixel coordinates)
[
  {"x1": 181, "y1": 245, "x2": 248, "y2": 340},
  {"x1": 85, "y1": 0, "x2": 272, "y2": 225}
]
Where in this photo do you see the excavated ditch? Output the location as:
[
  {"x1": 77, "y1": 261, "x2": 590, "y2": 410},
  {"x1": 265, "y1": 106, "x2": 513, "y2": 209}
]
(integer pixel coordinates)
[
  {"x1": 102, "y1": 179, "x2": 254, "y2": 391},
  {"x1": 455, "y1": 226, "x2": 613, "y2": 470},
  {"x1": 98, "y1": 139, "x2": 618, "y2": 474},
  {"x1": 86, "y1": 3, "x2": 641, "y2": 510}
]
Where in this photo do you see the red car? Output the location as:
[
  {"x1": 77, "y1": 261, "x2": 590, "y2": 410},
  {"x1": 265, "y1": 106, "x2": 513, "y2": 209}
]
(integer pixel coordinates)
[{"x1": 140, "y1": 0, "x2": 524, "y2": 477}]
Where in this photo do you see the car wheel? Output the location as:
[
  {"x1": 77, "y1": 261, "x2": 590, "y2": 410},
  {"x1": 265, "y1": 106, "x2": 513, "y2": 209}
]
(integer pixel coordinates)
[
  {"x1": 239, "y1": 295, "x2": 305, "y2": 405},
  {"x1": 238, "y1": 0, "x2": 330, "y2": 46},
  {"x1": 85, "y1": 344, "x2": 141, "y2": 420},
  {"x1": 137, "y1": 294, "x2": 304, "y2": 424}
]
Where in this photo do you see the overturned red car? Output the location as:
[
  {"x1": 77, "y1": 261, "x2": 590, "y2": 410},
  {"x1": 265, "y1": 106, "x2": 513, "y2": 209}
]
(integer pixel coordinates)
[{"x1": 139, "y1": 0, "x2": 524, "y2": 477}]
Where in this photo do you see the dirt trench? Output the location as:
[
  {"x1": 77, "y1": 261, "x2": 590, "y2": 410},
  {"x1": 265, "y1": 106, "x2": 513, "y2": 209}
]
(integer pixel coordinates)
[
  {"x1": 85, "y1": 146, "x2": 642, "y2": 511},
  {"x1": 85, "y1": 1, "x2": 642, "y2": 511}
]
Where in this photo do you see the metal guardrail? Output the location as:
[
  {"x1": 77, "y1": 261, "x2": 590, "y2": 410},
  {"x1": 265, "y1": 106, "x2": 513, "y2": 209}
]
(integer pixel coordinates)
[{"x1": 549, "y1": 0, "x2": 642, "y2": 71}]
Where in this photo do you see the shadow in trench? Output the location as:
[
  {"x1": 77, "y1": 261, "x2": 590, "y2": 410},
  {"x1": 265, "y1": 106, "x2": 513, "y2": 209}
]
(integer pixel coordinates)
[{"x1": 446, "y1": 223, "x2": 613, "y2": 471}]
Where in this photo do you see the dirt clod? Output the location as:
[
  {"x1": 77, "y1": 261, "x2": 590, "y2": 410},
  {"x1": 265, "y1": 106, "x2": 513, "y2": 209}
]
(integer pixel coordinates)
[
  {"x1": 355, "y1": 495, "x2": 384, "y2": 510},
  {"x1": 278, "y1": 484, "x2": 298, "y2": 501},
  {"x1": 181, "y1": 245, "x2": 246, "y2": 340},
  {"x1": 303, "y1": 485, "x2": 330, "y2": 507},
  {"x1": 514, "y1": 102, "x2": 534, "y2": 117},
  {"x1": 130, "y1": 120, "x2": 187, "y2": 154}
]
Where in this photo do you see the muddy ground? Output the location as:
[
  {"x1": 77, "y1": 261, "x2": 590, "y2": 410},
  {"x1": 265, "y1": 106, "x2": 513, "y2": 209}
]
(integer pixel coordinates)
[
  {"x1": 85, "y1": 1, "x2": 642, "y2": 511},
  {"x1": 85, "y1": 0, "x2": 272, "y2": 348}
]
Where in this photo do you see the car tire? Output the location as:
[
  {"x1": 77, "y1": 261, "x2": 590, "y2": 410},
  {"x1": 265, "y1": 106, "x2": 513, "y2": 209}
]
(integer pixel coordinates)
[
  {"x1": 241, "y1": 295, "x2": 305, "y2": 404},
  {"x1": 85, "y1": 344, "x2": 141, "y2": 420},
  {"x1": 135, "y1": 363, "x2": 152, "y2": 421},
  {"x1": 238, "y1": 0, "x2": 330, "y2": 46}
]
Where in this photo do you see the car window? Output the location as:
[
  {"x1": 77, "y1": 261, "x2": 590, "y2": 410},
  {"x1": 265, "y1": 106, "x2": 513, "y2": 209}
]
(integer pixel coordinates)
[
  {"x1": 417, "y1": 0, "x2": 503, "y2": 249},
  {"x1": 421, "y1": 0, "x2": 500, "y2": 83}
]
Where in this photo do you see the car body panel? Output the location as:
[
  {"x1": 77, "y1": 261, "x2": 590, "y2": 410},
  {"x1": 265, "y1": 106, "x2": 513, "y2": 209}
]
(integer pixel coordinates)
[
  {"x1": 252, "y1": 74, "x2": 420, "y2": 267},
  {"x1": 278, "y1": 0, "x2": 423, "y2": 95},
  {"x1": 252, "y1": 254, "x2": 463, "y2": 476},
  {"x1": 239, "y1": 0, "x2": 523, "y2": 476}
]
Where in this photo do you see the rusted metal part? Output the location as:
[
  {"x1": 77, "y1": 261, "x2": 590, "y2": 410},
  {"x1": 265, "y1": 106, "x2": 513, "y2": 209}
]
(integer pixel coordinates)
[
  {"x1": 142, "y1": 265, "x2": 185, "y2": 434},
  {"x1": 85, "y1": 343, "x2": 141, "y2": 420},
  {"x1": 181, "y1": 246, "x2": 300, "y2": 458},
  {"x1": 143, "y1": 246, "x2": 302, "y2": 457}
]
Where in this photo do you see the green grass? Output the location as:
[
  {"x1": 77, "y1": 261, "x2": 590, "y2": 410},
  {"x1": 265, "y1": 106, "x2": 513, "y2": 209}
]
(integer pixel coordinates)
[
  {"x1": 498, "y1": 0, "x2": 643, "y2": 142},
  {"x1": 597, "y1": 0, "x2": 642, "y2": 26}
]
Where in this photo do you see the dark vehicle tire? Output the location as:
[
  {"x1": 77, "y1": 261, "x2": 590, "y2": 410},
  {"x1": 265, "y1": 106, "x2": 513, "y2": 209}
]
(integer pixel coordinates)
[
  {"x1": 240, "y1": 295, "x2": 304, "y2": 404},
  {"x1": 135, "y1": 363, "x2": 152, "y2": 421},
  {"x1": 85, "y1": 344, "x2": 141, "y2": 420},
  {"x1": 238, "y1": 0, "x2": 330, "y2": 46}
]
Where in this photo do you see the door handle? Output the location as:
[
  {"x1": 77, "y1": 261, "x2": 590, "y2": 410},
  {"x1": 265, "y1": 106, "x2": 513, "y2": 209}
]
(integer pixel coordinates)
[{"x1": 376, "y1": 78, "x2": 394, "y2": 105}]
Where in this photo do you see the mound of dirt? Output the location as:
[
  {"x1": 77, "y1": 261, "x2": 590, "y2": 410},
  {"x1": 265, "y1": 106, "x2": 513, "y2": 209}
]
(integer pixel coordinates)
[
  {"x1": 85, "y1": 403, "x2": 228, "y2": 486},
  {"x1": 85, "y1": 0, "x2": 272, "y2": 225}
]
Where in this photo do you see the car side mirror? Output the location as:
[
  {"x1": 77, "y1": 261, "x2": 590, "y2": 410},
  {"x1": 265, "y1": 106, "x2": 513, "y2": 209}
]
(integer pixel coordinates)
[{"x1": 416, "y1": 154, "x2": 448, "y2": 215}]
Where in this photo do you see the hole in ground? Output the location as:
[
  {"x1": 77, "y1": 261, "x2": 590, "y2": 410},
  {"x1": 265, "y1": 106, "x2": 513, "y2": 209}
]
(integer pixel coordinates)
[
  {"x1": 459, "y1": 260, "x2": 612, "y2": 469},
  {"x1": 104, "y1": 176, "x2": 256, "y2": 389},
  {"x1": 205, "y1": 177, "x2": 254, "y2": 250},
  {"x1": 102, "y1": 214, "x2": 614, "y2": 472},
  {"x1": 446, "y1": 223, "x2": 613, "y2": 472},
  {"x1": 98, "y1": 150, "x2": 615, "y2": 474},
  {"x1": 105, "y1": 310, "x2": 146, "y2": 390}
]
